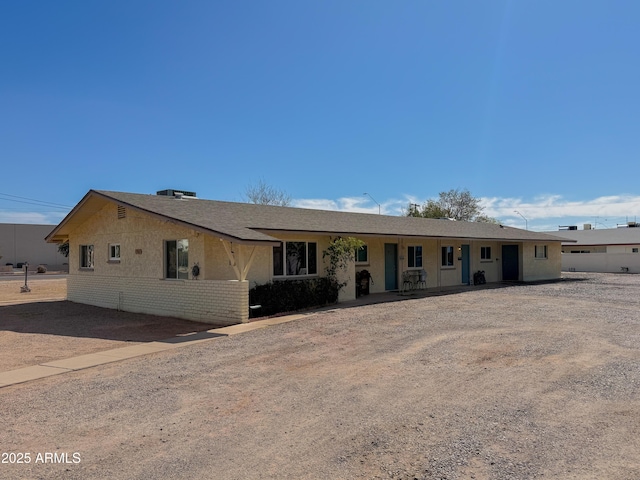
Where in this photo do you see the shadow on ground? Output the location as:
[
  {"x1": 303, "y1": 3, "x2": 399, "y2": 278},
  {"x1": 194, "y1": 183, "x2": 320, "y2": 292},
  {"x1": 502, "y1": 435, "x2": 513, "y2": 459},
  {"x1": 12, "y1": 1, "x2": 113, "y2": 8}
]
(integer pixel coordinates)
[{"x1": 0, "y1": 300, "x2": 217, "y2": 342}]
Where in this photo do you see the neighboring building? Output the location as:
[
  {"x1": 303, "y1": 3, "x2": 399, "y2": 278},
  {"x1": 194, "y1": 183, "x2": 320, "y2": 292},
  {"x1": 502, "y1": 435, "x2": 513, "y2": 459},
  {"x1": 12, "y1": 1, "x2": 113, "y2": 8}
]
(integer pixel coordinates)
[
  {"x1": 0, "y1": 223, "x2": 68, "y2": 271},
  {"x1": 46, "y1": 190, "x2": 569, "y2": 325},
  {"x1": 550, "y1": 223, "x2": 640, "y2": 274}
]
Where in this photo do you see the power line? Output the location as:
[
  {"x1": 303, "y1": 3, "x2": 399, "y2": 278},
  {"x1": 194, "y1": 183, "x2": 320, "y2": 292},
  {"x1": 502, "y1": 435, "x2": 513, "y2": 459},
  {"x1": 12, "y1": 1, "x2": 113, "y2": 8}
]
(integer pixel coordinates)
[{"x1": 0, "y1": 192, "x2": 72, "y2": 210}]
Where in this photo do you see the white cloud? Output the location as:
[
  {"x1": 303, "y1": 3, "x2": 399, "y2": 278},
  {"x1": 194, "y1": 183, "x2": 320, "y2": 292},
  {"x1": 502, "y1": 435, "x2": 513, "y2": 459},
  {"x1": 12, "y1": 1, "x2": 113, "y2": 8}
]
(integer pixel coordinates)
[
  {"x1": 482, "y1": 194, "x2": 640, "y2": 223},
  {"x1": 0, "y1": 211, "x2": 66, "y2": 224},
  {"x1": 293, "y1": 196, "x2": 409, "y2": 215},
  {"x1": 293, "y1": 193, "x2": 640, "y2": 230}
]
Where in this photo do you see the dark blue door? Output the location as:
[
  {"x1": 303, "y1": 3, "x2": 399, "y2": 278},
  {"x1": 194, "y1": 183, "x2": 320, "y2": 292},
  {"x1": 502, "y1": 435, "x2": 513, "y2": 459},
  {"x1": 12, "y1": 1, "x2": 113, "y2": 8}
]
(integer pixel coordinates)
[
  {"x1": 502, "y1": 245, "x2": 519, "y2": 281},
  {"x1": 384, "y1": 243, "x2": 398, "y2": 290},
  {"x1": 461, "y1": 244, "x2": 470, "y2": 285}
]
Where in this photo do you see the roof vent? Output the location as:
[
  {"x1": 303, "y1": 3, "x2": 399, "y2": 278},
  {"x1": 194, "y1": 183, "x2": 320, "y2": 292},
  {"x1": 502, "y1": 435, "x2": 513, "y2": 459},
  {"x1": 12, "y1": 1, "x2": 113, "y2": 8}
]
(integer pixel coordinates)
[
  {"x1": 156, "y1": 189, "x2": 197, "y2": 198},
  {"x1": 583, "y1": 224, "x2": 592, "y2": 230},
  {"x1": 628, "y1": 222, "x2": 638, "y2": 228},
  {"x1": 558, "y1": 225, "x2": 578, "y2": 230}
]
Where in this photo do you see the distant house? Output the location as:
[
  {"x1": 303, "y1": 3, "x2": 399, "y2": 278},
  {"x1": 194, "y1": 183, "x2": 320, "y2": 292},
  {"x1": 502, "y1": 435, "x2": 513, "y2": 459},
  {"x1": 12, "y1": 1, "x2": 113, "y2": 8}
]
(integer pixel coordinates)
[
  {"x1": 550, "y1": 224, "x2": 640, "y2": 273},
  {"x1": 0, "y1": 223, "x2": 68, "y2": 271},
  {"x1": 46, "y1": 189, "x2": 569, "y2": 325}
]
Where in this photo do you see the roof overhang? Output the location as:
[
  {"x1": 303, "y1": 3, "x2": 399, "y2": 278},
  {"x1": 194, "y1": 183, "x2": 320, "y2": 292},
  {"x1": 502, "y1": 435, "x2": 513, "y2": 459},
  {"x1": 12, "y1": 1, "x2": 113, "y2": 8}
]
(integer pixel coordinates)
[{"x1": 46, "y1": 190, "x2": 281, "y2": 246}]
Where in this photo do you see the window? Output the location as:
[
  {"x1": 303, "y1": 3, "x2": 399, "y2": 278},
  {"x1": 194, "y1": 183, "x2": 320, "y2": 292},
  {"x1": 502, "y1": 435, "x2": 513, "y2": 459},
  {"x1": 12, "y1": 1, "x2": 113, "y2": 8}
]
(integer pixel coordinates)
[
  {"x1": 80, "y1": 245, "x2": 94, "y2": 269},
  {"x1": 165, "y1": 239, "x2": 189, "y2": 279},
  {"x1": 441, "y1": 246, "x2": 454, "y2": 267},
  {"x1": 480, "y1": 246, "x2": 492, "y2": 260},
  {"x1": 355, "y1": 245, "x2": 368, "y2": 264},
  {"x1": 408, "y1": 245, "x2": 423, "y2": 268},
  {"x1": 109, "y1": 244, "x2": 121, "y2": 262},
  {"x1": 535, "y1": 245, "x2": 548, "y2": 259},
  {"x1": 633, "y1": 248, "x2": 639, "y2": 253},
  {"x1": 273, "y1": 241, "x2": 317, "y2": 276}
]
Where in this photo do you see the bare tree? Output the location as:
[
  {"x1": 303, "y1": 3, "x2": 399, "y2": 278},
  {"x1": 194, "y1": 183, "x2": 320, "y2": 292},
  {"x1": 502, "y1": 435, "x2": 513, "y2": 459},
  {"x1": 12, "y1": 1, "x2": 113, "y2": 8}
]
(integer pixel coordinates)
[{"x1": 244, "y1": 180, "x2": 292, "y2": 206}]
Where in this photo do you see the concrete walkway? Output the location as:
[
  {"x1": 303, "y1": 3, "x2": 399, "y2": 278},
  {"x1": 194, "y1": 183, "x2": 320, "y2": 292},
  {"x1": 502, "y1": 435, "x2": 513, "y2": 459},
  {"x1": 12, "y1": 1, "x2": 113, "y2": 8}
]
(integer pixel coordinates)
[{"x1": 0, "y1": 313, "x2": 313, "y2": 389}]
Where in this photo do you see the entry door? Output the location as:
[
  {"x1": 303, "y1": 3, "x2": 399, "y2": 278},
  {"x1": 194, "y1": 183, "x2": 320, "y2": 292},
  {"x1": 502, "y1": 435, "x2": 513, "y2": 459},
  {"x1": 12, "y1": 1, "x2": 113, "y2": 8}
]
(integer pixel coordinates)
[
  {"x1": 461, "y1": 244, "x2": 470, "y2": 285},
  {"x1": 384, "y1": 243, "x2": 398, "y2": 290},
  {"x1": 502, "y1": 245, "x2": 519, "y2": 281}
]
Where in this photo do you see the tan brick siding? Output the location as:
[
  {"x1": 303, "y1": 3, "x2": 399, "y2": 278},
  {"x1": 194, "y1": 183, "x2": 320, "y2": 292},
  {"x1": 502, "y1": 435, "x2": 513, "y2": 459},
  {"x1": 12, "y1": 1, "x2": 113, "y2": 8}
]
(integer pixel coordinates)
[{"x1": 68, "y1": 274, "x2": 249, "y2": 325}]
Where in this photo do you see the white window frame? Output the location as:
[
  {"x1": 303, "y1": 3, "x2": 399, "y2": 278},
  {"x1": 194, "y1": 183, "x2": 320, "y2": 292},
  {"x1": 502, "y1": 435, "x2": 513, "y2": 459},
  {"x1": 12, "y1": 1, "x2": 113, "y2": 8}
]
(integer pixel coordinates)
[
  {"x1": 535, "y1": 245, "x2": 548, "y2": 259},
  {"x1": 80, "y1": 245, "x2": 94, "y2": 269},
  {"x1": 273, "y1": 241, "x2": 318, "y2": 277},
  {"x1": 480, "y1": 246, "x2": 492, "y2": 261},
  {"x1": 109, "y1": 243, "x2": 121, "y2": 262},
  {"x1": 407, "y1": 245, "x2": 423, "y2": 269},
  {"x1": 441, "y1": 246, "x2": 454, "y2": 267}
]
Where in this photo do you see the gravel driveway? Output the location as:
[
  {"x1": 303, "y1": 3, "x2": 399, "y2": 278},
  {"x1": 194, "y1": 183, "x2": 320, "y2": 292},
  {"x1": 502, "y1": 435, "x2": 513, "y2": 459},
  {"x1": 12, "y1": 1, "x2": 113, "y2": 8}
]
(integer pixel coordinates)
[{"x1": 1, "y1": 273, "x2": 639, "y2": 479}]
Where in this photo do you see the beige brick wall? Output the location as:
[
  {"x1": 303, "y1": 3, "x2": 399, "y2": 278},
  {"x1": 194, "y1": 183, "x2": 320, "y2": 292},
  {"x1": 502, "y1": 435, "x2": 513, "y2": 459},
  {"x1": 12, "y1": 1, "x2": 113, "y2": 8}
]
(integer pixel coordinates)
[{"x1": 67, "y1": 274, "x2": 249, "y2": 325}]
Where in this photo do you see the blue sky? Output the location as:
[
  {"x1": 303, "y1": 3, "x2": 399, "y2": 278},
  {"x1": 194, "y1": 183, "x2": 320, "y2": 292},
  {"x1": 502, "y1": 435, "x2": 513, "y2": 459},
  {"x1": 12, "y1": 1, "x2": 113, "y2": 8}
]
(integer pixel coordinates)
[{"x1": 1, "y1": 0, "x2": 639, "y2": 231}]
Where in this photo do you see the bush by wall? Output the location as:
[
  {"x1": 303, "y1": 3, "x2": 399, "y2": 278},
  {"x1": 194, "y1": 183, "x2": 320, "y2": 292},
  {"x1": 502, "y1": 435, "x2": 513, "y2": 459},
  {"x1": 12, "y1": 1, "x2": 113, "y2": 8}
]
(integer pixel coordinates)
[{"x1": 249, "y1": 277, "x2": 339, "y2": 317}]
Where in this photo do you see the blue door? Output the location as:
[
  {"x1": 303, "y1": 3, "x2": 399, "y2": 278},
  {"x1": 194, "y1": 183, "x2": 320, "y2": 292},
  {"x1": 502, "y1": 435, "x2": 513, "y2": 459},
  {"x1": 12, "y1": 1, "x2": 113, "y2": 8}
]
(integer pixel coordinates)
[
  {"x1": 461, "y1": 244, "x2": 470, "y2": 285},
  {"x1": 502, "y1": 245, "x2": 519, "y2": 281},
  {"x1": 384, "y1": 243, "x2": 398, "y2": 290}
]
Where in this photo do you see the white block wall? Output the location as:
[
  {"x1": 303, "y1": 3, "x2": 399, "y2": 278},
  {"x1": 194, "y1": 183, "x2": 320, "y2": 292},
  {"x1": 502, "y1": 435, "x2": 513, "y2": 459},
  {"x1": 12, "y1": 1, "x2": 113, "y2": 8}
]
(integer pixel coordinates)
[
  {"x1": 562, "y1": 253, "x2": 640, "y2": 274},
  {"x1": 68, "y1": 275, "x2": 249, "y2": 325}
]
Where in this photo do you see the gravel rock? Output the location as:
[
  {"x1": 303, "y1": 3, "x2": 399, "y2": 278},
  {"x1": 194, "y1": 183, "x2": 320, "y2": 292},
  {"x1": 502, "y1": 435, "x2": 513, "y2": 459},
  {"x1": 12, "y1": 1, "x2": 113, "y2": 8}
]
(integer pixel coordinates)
[{"x1": 1, "y1": 272, "x2": 639, "y2": 479}]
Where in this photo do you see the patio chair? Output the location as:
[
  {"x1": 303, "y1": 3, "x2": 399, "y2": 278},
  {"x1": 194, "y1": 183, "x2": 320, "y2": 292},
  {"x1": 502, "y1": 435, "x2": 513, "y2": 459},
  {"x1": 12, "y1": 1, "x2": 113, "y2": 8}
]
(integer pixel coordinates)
[
  {"x1": 415, "y1": 269, "x2": 427, "y2": 289},
  {"x1": 401, "y1": 271, "x2": 413, "y2": 294}
]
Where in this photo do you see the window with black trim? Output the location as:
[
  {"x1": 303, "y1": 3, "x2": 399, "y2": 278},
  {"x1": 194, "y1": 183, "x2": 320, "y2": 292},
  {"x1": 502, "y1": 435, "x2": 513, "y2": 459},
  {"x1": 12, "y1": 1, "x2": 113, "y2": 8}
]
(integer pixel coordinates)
[
  {"x1": 165, "y1": 239, "x2": 189, "y2": 279},
  {"x1": 535, "y1": 245, "x2": 548, "y2": 259},
  {"x1": 408, "y1": 245, "x2": 423, "y2": 268},
  {"x1": 355, "y1": 245, "x2": 368, "y2": 264},
  {"x1": 273, "y1": 241, "x2": 317, "y2": 276},
  {"x1": 80, "y1": 245, "x2": 94, "y2": 269},
  {"x1": 481, "y1": 246, "x2": 492, "y2": 260},
  {"x1": 441, "y1": 246, "x2": 454, "y2": 267}
]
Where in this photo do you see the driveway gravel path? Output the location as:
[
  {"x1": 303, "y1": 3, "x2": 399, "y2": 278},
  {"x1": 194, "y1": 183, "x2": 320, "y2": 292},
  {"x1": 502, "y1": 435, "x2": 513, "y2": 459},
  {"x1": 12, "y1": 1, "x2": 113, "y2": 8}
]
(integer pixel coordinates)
[{"x1": 1, "y1": 273, "x2": 639, "y2": 479}]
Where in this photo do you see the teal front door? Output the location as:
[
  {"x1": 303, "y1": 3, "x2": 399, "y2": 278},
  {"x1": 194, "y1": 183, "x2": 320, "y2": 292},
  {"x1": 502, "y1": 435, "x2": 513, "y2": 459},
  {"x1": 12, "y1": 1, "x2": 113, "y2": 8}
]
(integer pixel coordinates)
[
  {"x1": 461, "y1": 244, "x2": 470, "y2": 285},
  {"x1": 384, "y1": 243, "x2": 398, "y2": 290}
]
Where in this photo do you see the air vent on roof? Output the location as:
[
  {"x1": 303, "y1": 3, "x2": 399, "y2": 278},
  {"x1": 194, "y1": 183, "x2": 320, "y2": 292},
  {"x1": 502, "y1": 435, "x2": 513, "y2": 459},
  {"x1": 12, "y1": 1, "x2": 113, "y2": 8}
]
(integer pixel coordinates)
[
  {"x1": 156, "y1": 189, "x2": 197, "y2": 198},
  {"x1": 558, "y1": 225, "x2": 577, "y2": 230},
  {"x1": 117, "y1": 205, "x2": 126, "y2": 219}
]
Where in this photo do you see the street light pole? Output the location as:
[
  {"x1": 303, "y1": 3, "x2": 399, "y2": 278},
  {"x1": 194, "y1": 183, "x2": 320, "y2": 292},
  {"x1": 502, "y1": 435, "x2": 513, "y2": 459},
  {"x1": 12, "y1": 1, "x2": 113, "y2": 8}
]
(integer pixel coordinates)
[
  {"x1": 363, "y1": 193, "x2": 381, "y2": 214},
  {"x1": 514, "y1": 210, "x2": 528, "y2": 230}
]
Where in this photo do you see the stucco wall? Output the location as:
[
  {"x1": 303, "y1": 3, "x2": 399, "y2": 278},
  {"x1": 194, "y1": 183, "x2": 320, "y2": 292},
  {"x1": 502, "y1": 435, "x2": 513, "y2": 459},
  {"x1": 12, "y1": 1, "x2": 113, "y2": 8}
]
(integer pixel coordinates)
[
  {"x1": 70, "y1": 202, "x2": 206, "y2": 279},
  {"x1": 562, "y1": 252, "x2": 640, "y2": 274},
  {"x1": 522, "y1": 242, "x2": 562, "y2": 281},
  {"x1": 67, "y1": 202, "x2": 249, "y2": 324},
  {"x1": 67, "y1": 275, "x2": 249, "y2": 325}
]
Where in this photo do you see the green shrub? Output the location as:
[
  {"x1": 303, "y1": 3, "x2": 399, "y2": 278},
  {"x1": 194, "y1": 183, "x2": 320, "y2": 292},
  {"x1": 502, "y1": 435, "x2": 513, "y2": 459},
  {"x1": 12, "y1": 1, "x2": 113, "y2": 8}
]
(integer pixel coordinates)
[{"x1": 249, "y1": 277, "x2": 339, "y2": 317}]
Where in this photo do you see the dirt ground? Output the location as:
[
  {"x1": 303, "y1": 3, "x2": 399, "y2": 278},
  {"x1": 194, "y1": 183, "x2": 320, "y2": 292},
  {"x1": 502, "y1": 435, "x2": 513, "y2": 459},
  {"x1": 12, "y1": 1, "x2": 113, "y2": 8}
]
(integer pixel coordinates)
[
  {"x1": 0, "y1": 278, "x2": 213, "y2": 371},
  {"x1": 1, "y1": 273, "x2": 640, "y2": 479}
]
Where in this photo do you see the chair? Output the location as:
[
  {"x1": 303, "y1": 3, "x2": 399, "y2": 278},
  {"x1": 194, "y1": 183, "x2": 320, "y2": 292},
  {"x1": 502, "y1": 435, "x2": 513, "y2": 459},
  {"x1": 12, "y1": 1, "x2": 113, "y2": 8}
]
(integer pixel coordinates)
[
  {"x1": 401, "y1": 271, "x2": 413, "y2": 294},
  {"x1": 415, "y1": 269, "x2": 427, "y2": 289}
]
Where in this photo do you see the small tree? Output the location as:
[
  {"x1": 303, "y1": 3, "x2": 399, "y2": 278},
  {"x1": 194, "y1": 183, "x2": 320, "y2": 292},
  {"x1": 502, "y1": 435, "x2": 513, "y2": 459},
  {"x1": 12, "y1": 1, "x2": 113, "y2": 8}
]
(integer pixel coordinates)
[
  {"x1": 323, "y1": 237, "x2": 365, "y2": 293},
  {"x1": 58, "y1": 242, "x2": 69, "y2": 257},
  {"x1": 244, "y1": 179, "x2": 291, "y2": 206}
]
